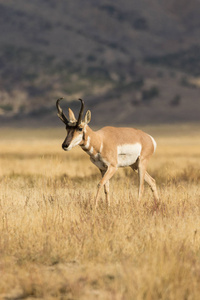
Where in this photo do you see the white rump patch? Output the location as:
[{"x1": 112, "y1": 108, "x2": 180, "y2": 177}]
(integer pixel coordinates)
[
  {"x1": 148, "y1": 135, "x2": 157, "y2": 153},
  {"x1": 117, "y1": 143, "x2": 141, "y2": 167}
]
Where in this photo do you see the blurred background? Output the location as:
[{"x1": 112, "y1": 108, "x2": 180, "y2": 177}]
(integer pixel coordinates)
[{"x1": 0, "y1": 0, "x2": 200, "y2": 127}]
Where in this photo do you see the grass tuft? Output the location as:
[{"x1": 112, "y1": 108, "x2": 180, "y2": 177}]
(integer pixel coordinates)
[{"x1": 0, "y1": 126, "x2": 200, "y2": 299}]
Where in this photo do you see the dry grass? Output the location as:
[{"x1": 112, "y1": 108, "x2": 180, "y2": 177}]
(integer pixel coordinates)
[{"x1": 0, "y1": 124, "x2": 200, "y2": 300}]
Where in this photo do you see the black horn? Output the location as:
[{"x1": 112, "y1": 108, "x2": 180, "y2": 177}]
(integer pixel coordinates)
[
  {"x1": 77, "y1": 98, "x2": 84, "y2": 126},
  {"x1": 56, "y1": 98, "x2": 69, "y2": 125}
]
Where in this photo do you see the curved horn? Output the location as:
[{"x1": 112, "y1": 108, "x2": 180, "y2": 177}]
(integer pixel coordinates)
[
  {"x1": 77, "y1": 98, "x2": 85, "y2": 125},
  {"x1": 56, "y1": 98, "x2": 69, "y2": 125}
]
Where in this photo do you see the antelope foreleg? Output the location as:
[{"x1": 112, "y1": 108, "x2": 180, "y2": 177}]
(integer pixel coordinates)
[
  {"x1": 100, "y1": 169, "x2": 110, "y2": 206},
  {"x1": 104, "y1": 181, "x2": 110, "y2": 206},
  {"x1": 95, "y1": 166, "x2": 117, "y2": 208}
]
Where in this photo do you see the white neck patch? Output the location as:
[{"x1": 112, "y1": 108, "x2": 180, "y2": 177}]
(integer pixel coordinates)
[{"x1": 84, "y1": 136, "x2": 91, "y2": 149}]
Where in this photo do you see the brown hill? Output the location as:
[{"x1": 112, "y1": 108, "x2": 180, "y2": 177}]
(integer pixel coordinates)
[{"x1": 0, "y1": 0, "x2": 200, "y2": 126}]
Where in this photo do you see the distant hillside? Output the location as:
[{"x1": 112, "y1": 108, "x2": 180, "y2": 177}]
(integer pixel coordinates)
[{"x1": 0, "y1": 0, "x2": 200, "y2": 126}]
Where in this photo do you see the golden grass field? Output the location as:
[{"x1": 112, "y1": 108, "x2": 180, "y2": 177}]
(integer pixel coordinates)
[{"x1": 0, "y1": 124, "x2": 200, "y2": 300}]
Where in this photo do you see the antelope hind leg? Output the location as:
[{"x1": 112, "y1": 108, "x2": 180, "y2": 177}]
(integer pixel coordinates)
[{"x1": 144, "y1": 171, "x2": 159, "y2": 201}]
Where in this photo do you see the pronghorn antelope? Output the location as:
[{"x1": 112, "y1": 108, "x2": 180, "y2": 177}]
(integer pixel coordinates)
[{"x1": 56, "y1": 98, "x2": 159, "y2": 206}]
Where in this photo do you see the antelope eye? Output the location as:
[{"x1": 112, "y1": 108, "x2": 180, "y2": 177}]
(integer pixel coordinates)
[{"x1": 78, "y1": 127, "x2": 83, "y2": 132}]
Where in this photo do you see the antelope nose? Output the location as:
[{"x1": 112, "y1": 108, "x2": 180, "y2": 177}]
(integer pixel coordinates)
[{"x1": 62, "y1": 142, "x2": 69, "y2": 150}]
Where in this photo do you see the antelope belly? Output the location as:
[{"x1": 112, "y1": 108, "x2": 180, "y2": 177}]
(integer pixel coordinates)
[
  {"x1": 90, "y1": 154, "x2": 109, "y2": 171},
  {"x1": 117, "y1": 143, "x2": 141, "y2": 167}
]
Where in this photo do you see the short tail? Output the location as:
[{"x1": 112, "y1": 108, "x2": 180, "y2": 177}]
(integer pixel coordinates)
[{"x1": 148, "y1": 135, "x2": 157, "y2": 153}]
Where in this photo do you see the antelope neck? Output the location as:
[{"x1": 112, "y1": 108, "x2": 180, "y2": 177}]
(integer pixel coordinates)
[{"x1": 81, "y1": 126, "x2": 101, "y2": 156}]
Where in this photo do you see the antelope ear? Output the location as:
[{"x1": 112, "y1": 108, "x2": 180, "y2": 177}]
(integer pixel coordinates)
[
  {"x1": 84, "y1": 110, "x2": 91, "y2": 124},
  {"x1": 68, "y1": 108, "x2": 76, "y2": 122}
]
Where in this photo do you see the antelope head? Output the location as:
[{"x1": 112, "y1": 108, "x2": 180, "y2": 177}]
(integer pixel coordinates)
[{"x1": 56, "y1": 98, "x2": 91, "y2": 151}]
